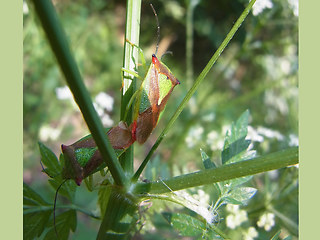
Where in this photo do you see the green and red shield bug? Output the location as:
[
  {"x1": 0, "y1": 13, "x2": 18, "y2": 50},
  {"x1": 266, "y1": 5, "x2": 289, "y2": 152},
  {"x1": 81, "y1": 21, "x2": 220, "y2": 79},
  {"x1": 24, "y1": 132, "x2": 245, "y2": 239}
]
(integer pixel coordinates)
[{"x1": 108, "y1": 3, "x2": 180, "y2": 148}]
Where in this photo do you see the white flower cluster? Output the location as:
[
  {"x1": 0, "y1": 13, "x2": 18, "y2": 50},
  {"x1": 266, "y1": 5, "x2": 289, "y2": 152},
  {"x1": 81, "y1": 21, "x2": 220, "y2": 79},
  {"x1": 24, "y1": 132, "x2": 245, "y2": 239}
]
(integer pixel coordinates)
[
  {"x1": 93, "y1": 92, "x2": 114, "y2": 127},
  {"x1": 39, "y1": 125, "x2": 61, "y2": 142},
  {"x1": 252, "y1": 0, "x2": 273, "y2": 16},
  {"x1": 243, "y1": 227, "x2": 259, "y2": 240},
  {"x1": 257, "y1": 212, "x2": 275, "y2": 231},
  {"x1": 226, "y1": 204, "x2": 248, "y2": 229}
]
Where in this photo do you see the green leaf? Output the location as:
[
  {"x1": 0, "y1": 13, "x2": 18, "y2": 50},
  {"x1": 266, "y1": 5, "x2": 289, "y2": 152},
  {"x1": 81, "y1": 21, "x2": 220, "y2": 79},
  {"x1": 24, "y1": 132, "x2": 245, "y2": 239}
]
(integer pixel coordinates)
[
  {"x1": 200, "y1": 148, "x2": 216, "y2": 169},
  {"x1": 221, "y1": 110, "x2": 252, "y2": 165},
  {"x1": 23, "y1": 182, "x2": 50, "y2": 206},
  {"x1": 219, "y1": 111, "x2": 256, "y2": 191},
  {"x1": 162, "y1": 212, "x2": 205, "y2": 237},
  {"x1": 38, "y1": 141, "x2": 62, "y2": 177},
  {"x1": 23, "y1": 183, "x2": 52, "y2": 239},
  {"x1": 221, "y1": 187, "x2": 257, "y2": 205},
  {"x1": 24, "y1": 209, "x2": 52, "y2": 239},
  {"x1": 223, "y1": 175, "x2": 253, "y2": 190},
  {"x1": 44, "y1": 209, "x2": 77, "y2": 240},
  {"x1": 223, "y1": 110, "x2": 249, "y2": 147}
]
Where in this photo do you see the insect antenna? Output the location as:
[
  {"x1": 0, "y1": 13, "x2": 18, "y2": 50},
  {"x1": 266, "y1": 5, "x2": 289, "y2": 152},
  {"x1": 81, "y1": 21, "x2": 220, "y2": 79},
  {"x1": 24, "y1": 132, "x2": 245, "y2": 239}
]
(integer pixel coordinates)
[
  {"x1": 40, "y1": 159, "x2": 55, "y2": 178},
  {"x1": 53, "y1": 179, "x2": 68, "y2": 239},
  {"x1": 150, "y1": 4, "x2": 160, "y2": 56}
]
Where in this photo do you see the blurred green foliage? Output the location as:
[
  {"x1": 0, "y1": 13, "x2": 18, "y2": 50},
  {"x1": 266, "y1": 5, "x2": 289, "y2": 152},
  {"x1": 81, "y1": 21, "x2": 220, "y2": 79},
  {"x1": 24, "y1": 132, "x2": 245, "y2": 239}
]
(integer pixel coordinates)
[{"x1": 24, "y1": 0, "x2": 298, "y2": 239}]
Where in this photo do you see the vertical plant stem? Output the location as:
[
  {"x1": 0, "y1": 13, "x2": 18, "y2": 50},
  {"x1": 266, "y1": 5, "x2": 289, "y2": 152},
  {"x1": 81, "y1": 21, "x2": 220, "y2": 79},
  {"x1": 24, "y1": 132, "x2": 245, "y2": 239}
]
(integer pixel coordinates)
[
  {"x1": 186, "y1": 0, "x2": 200, "y2": 87},
  {"x1": 119, "y1": 0, "x2": 142, "y2": 174},
  {"x1": 97, "y1": 1, "x2": 142, "y2": 238},
  {"x1": 31, "y1": 0, "x2": 127, "y2": 186},
  {"x1": 132, "y1": 0, "x2": 257, "y2": 182}
]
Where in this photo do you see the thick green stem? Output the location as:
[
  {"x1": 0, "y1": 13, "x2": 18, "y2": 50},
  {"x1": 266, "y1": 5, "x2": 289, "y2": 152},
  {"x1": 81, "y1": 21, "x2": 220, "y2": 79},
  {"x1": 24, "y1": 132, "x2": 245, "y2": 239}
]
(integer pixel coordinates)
[
  {"x1": 132, "y1": 0, "x2": 257, "y2": 181},
  {"x1": 134, "y1": 147, "x2": 298, "y2": 194},
  {"x1": 119, "y1": 0, "x2": 142, "y2": 176},
  {"x1": 31, "y1": 0, "x2": 127, "y2": 186}
]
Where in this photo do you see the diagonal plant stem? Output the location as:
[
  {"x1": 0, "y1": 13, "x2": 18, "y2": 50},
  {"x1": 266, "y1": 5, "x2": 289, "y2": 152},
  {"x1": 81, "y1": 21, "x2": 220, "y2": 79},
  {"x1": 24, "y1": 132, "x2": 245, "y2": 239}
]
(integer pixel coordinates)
[
  {"x1": 133, "y1": 147, "x2": 298, "y2": 194},
  {"x1": 132, "y1": 0, "x2": 257, "y2": 182},
  {"x1": 31, "y1": 0, "x2": 127, "y2": 186}
]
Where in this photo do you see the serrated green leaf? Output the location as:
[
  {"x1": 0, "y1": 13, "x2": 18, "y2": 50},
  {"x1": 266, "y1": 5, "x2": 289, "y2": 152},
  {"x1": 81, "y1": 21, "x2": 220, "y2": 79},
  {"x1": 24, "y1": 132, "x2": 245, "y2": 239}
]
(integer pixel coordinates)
[
  {"x1": 23, "y1": 183, "x2": 53, "y2": 239},
  {"x1": 200, "y1": 148, "x2": 216, "y2": 169},
  {"x1": 223, "y1": 175, "x2": 253, "y2": 190},
  {"x1": 163, "y1": 212, "x2": 205, "y2": 237},
  {"x1": 222, "y1": 110, "x2": 251, "y2": 165},
  {"x1": 198, "y1": 227, "x2": 224, "y2": 240},
  {"x1": 222, "y1": 138, "x2": 251, "y2": 164},
  {"x1": 224, "y1": 110, "x2": 249, "y2": 147},
  {"x1": 225, "y1": 149, "x2": 256, "y2": 165},
  {"x1": 44, "y1": 209, "x2": 77, "y2": 240},
  {"x1": 38, "y1": 141, "x2": 62, "y2": 177},
  {"x1": 222, "y1": 187, "x2": 257, "y2": 205},
  {"x1": 23, "y1": 182, "x2": 50, "y2": 206},
  {"x1": 23, "y1": 210, "x2": 52, "y2": 239}
]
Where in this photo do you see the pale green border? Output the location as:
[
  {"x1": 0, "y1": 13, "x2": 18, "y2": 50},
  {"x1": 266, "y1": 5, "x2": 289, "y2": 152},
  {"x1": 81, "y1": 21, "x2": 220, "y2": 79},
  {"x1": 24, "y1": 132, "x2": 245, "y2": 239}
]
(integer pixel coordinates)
[
  {"x1": 300, "y1": 0, "x2": 319, "y2": 239},
  {"x1": 0, "y1": 1, "x2": 22, "y2": 239}
]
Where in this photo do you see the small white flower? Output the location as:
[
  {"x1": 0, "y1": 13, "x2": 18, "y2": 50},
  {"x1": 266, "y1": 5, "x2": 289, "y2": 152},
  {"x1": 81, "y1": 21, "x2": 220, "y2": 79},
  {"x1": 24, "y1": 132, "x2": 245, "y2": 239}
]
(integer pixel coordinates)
[
  {"x1": 288, "y1": 0, "x2": 298, "y2": 16},
  {"x1": 264, "y1": 91, "x2": 289, "y2": 116},
  {"x1": 252, "y1": 0, "x2": 273, "y2": 16},
  {"x1": 289, "y1": 134, "x2": 299, "y2": 146},
  {"x1": 256, "y1": 126, "x2": 284, "y2": 141},
  {"x1": 39, "y1": 125, "x2": 61, "y2": 141},
  {"x1": 202, "y1": 113, "x2": 215, "y2": 122},
  {"x1": 95, "y1": 92, "x2": 114, "y2": 112},
  {"x1": 93, "y1": 92, "x2": 115, "y2": 127},
  {"x1": 101, "y1": 114, "x2": 114, "y2": 127},
  {"x1": 280, "y1": 58, "x2": 291, "y2": 75},
  {"x1": 226, "y1": 204, "x2": 248, "y2": 229},
  {"x1": 23, "y1": 1, "x2": 29, "y2": 14},
  {"x1": 206, "y1": 130, "x2": 224, "y2": 151},
  {"x1": 243, "y1": 227, "x2": 259, "y2": 240},
  {"x1": 55, "y1": 86, "x2": 73, "y2": 100},
  {"x1": 247, "y1": 126, "x2": 264, "y2": 143},
  {"x1": 226, "y1": 204, "x2": 239, "y2": 213},
  {"x1": 257, "y1": 212, "x2": 275, "y2": 231}
]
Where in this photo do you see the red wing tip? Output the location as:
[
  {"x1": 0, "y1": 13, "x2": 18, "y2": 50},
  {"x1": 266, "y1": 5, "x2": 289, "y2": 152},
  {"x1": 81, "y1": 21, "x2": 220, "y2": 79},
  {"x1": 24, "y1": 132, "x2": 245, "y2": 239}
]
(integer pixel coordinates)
[{"x1": 76, "y1": 178, "x2": 82, "y2": 186}]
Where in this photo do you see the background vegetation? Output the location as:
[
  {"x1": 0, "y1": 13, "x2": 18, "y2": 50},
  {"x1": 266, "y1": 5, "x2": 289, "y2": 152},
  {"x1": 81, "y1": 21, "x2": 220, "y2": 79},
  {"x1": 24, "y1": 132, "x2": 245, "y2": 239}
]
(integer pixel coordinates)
[{"x1": 23, "y1": 0, "x2": 298, "y2": 239}]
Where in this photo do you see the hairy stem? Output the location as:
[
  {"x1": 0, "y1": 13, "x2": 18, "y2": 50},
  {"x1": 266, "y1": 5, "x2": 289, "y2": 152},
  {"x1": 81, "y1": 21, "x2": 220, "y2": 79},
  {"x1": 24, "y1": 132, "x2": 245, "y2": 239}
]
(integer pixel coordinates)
[{"x1": 134, "y1": 147, "x2": 298, "y2": 194}]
